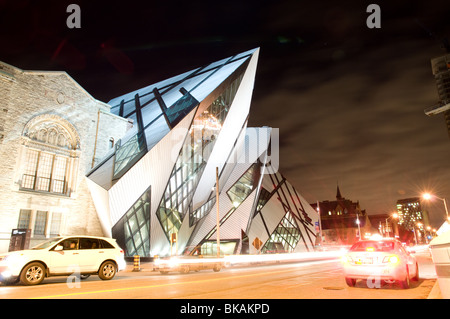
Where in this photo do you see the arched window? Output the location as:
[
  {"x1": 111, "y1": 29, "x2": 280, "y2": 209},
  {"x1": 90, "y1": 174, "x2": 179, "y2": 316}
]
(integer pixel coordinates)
[{"x1": 20, "y1": 114, "x2": 81, "y2": 196}]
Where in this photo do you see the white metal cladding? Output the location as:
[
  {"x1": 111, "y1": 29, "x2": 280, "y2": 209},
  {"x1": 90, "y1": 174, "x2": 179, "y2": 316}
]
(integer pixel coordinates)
[
  {"x1": 219, "y1": 190, "x2": 257, "y2": 240},
  {"x1": 108, "y1": 107, "x2": 197, "y2": 227},
  {"x1": 191, "y1": 49, "x2": 260, "y2": 208},
  {"x1": 282, "y1": 179, "x2": 317, "y2": 251},
  {"x1": 247, "y1": 214, "x2": 270, "y2": 254},
  {"x1": 187, "y1": 189, "x2": 234, "y2": 247},
  {"x1": 85, "y1": 177, "x2": 112, "y2": 237},
  {"x1": 257, "y1": 194, "x2": 288, "y2": 237},
  {"x1": 86, "y1": 155, "x2": 115, "y2": 190},
  {"x1": 189, "y1": 58, "x2": 250, "y2": 103}
]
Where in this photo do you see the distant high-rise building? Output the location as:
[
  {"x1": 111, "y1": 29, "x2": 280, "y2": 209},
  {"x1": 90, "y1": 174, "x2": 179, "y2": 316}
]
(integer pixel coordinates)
[
  {"x1": 424, "y1": 48, "x2": 450, "y2": 138},
  {"x1": 396, "y1": 197, "x2": 430, "y2": 233}
]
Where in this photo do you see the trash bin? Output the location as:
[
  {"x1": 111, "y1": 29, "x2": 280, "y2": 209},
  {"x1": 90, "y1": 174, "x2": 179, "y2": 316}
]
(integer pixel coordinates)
[{"x1": 429, "y1": 229, "x2": 450, "y2": 298}]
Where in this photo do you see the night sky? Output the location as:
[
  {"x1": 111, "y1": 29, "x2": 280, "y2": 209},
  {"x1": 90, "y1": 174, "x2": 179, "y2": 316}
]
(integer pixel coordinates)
[{"x1": 1, "y1": 0, "x2": 450, "y2": 228}]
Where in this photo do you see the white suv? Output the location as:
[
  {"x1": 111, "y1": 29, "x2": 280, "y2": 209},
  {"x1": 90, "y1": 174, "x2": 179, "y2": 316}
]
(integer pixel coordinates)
[{"x1": 0, "y1": 236, "x2": 126, "y2": 285}]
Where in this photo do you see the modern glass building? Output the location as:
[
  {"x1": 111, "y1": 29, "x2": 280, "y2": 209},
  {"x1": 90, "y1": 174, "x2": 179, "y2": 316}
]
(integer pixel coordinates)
[{"x1": 86, "y1": 48, "x2": 318, "y2": 257}]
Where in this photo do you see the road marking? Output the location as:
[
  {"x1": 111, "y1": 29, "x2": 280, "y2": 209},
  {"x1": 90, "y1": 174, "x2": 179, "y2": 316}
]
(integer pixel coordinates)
[{"x1": 31, "y1": 265, "x2": 318, "y2": 299}]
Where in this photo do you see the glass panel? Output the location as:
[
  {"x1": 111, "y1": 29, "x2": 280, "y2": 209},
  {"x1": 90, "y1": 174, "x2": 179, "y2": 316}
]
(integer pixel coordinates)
[
  {"x1": 256, "y1": 188, "x2": 272, "y2": 212},
  {"x1": 133, "y1": 231, "x2": 142, "y2": 248},
  {"x1": 34, "y1": 211, "x2": 48, "y2": 236},
  {"x1": 50, "y1": 212, "x2": 62, "y2": 236},
  {"x1": 126, "y1": 239, "x2": 135, "y2": 256},
  {"x1": 227, "y1": 163, "x2": 259, "y2": 207},
  {"x1": 190, "y1": 197, "x2": 216, "y2": 226},
  {"x1": 22, "y1": 150, "x2": 39, "y2": 189},
  {"x1": 79, "y1": 238, "x2": 100, "y2": 250},
  {"x1": 36, "y1": 153, "x2": 53, "y2": 191},
  {"x1": 128, "y1": 215, "x2": 139, "y2": 235},
  {"x1": 166, "y1": 91, "x2": 199, "y2": 127},
  {"x1": 51, "y1": 156, "x2": 67, "y2": 193},
  {"x1": 135, "y1": 207, "x2": 145, "y2": 227},
  {"x1": 262, "y1": 212, "x2": 301, "y2": 253},
  {"x1": 118, "y1": 186, "x2": 151, "y2": 257},
  {"x1": 17, "y1": 209, "x2": 31, "y2": 229},
  {"x1": 113, "y1": 131, "x2": 147, "y2": 178}
]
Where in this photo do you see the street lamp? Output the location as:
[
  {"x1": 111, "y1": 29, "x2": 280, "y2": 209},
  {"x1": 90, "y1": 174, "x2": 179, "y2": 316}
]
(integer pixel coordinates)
[
  {"x1": 384, "y1": 213, "x2": 398, "y2": 238},
  {"x1": 422, "y1": 193, "x2": 449, "y2": 222},
  {"x1": 412, "y1": 222, "x2": 419, "y2": 245},
  {"x1": 356, "y1": 213, "x2": 361, "y2": 239}
]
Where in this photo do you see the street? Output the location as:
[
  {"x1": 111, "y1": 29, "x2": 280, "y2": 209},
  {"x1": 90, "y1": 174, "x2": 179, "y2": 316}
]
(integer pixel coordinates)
[{"x1": 0, "y1": 251, "x2": 437, "y2": 299}]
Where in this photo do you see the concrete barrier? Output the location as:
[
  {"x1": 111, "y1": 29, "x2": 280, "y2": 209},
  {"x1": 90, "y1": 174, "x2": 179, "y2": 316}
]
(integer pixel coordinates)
[{"x1": 429, "y1": 230, "x2": 450, "y2": 299}]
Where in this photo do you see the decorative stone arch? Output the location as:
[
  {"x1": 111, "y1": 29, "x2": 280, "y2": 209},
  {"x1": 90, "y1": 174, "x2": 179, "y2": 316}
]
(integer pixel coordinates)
[
  {"x1": 22, "y1": 114, "x2": 81, "y2": 150},
  {"x1": 17, "y1": 113, "x2": 82, "y2": 197}
]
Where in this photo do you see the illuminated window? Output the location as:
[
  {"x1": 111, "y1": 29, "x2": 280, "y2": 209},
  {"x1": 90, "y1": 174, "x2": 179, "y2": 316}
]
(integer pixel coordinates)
[
  {"x1": 227, "y1": 163, "x2": 259, "y2": 207},
  {"x1": 190, "y1": 197, "x2": 216, "y2": 226},
  {"x1": 112, "y1": 186, "x2": 151, "y2": 257},
  {"x1": 262, "y1": 212, "x2": 301, "y2": 253}
]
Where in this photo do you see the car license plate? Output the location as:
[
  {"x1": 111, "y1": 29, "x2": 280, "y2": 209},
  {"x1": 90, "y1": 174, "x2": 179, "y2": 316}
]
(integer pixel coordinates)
[{"x1": 356, "y1": 257, "x2": 373, "y2": 265}]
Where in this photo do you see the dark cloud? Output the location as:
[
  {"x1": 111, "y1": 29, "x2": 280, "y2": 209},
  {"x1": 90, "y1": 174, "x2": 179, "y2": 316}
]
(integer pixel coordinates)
[{"x1": 249, "y1": 37, "x2": 450, "y2": 227}]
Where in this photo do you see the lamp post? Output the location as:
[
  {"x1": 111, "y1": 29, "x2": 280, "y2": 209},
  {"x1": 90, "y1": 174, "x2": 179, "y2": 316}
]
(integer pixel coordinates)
[
  {"x1": 423, "y1": 193, "x2": 449, "y2": 222},
  {"x1": 412, "y1": 223, "x2": 419, "y2": 245},
  {"x1": 215, "y1": 167, "x2": 220, "y2": 258},
  {"x1": 316, "y1": 201, "x2": 323, "y2": 244},
  {"x1": 384, "y1": 213, "x2": 398, "y2": 238},
  {"x1": 356, "y1": 213, "x2": 361, "y2": 240}
]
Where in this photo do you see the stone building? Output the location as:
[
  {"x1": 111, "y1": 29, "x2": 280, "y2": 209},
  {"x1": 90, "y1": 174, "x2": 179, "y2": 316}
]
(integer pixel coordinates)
[
  {"x1": 0, "y1": 61, "x2": 131, "y2": 252},
  {"x1": 311, "y1": 186, "x2": 376, "y2": 246}
]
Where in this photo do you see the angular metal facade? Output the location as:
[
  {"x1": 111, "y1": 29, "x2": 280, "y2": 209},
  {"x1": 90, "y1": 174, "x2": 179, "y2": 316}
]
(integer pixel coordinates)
[{"x1": 86, "y1": 49, "x2": 319, "y2": 257}]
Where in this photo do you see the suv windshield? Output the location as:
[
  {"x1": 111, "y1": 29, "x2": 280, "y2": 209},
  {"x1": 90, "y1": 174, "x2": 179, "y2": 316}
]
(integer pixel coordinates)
[
  {"x1": 350, "y1": 240, "x2": 395, "y2": 252},
  {"x1": 32, "y1": 237, "x2": 62, "y2": 250}
]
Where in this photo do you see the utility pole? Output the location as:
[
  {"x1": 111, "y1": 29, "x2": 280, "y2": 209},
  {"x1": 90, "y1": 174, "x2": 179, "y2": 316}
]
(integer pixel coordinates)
[{"x1": 216, "y1": 167, "x2": 220, "y2": 257}]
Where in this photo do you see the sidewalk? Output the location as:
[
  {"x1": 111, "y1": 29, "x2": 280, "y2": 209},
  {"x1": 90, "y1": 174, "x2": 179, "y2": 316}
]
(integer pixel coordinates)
[
  {"x1": 427, "y1": 281, "x2": 443, "y2": 299},
  {"x1": 125, "y1": 261, "x2": 154, "y2": 272}
]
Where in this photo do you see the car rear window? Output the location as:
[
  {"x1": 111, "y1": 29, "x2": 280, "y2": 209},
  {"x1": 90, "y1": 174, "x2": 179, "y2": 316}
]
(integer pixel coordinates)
[
  {"x1": 100, "y1": 239, "x2": 115, "y2": 249},
  {"x1": 350, "y1": 240, "x2": 395, "y2": 252},
  {"x1": 79, "y1": 238, "x2": 100, "y2": 250}
]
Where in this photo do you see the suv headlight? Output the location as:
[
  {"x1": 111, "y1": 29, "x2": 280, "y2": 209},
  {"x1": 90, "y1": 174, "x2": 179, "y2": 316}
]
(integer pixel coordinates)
[{"x1": 1, "y1": 254, "x2": 23, "y2": 266}]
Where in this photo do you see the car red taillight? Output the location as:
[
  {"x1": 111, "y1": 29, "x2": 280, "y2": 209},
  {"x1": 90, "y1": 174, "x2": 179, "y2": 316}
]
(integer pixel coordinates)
[{"x1": 382, "y1": 255, "x2": 400, "y2": 265}]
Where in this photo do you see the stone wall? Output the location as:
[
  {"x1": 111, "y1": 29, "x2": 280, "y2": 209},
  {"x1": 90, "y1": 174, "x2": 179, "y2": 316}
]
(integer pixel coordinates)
[{"x1": 0, "y1": 61, "x2": 130, "y2": 252}]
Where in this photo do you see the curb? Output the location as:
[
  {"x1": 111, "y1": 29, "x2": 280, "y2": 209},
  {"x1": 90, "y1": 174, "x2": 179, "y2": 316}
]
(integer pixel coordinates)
[
  {"x1": 427, "y1": 280, "x2": 442, "y2": 299},
  {"x1": 125, "y1": 262, "x2": 154, "y2": 272}
]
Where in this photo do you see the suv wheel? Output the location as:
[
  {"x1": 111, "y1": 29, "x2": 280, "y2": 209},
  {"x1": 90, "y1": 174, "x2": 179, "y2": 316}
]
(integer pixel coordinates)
[
  {"x1": 20, "y1": 262, "x2": 46, "y2": 286},
  {"x1": 98, "y1": 261, "x2": 117, "y2": 280}
]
